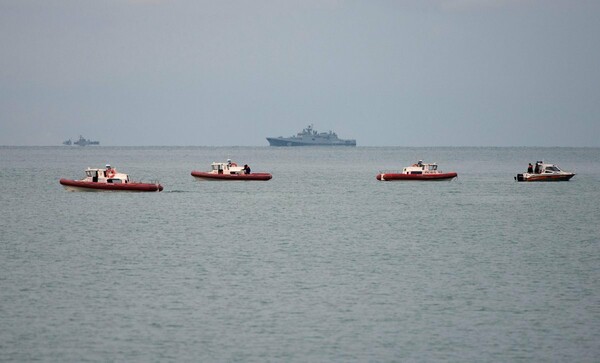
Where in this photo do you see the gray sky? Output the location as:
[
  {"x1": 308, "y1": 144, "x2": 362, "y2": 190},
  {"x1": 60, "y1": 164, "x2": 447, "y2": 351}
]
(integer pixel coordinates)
[{"x1": 1, "y1": 0, "x2": 599, "y2": 146}]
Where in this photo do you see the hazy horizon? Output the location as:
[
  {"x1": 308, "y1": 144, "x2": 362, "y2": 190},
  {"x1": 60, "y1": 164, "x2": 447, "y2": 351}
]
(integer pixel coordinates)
[{"x1": 2, "y1": 1, "x2": 599, "y2": 147}]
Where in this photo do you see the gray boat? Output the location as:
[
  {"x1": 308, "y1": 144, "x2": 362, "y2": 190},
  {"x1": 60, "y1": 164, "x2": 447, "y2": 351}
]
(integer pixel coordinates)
[
  {"x1": 72, "y1": 135, "x2": 100, "y2": 146},
  {"x1": 266, "y1": 125, "x2": 356, "y2": 146}
]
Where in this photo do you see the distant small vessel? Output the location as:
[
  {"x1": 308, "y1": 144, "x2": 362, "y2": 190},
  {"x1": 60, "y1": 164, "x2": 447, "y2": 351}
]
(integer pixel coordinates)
[
  {"x1": 266, "y1": 124, "x2": 356, "y2": 146},
  {"x1": 515, "y1": 161, "x2": 575, "y2": 182},
  {"x1": 377, "y1": 161, "x2": 457, "y2": 181},
  {"x1": 63, "y1": 139, "x2": 72, "y2": 146},
  {"x1": 60, "y1": 165, "x2": 163, "y2": 192},
  {"x1": 191, "y1": 160, "x2": 272, "y2": 181},
  {"x1": 71, "y1": 135, "x2": 100, "y2": 146}
]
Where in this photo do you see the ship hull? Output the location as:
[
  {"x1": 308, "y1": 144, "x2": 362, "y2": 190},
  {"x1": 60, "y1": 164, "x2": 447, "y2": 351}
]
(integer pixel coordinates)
[
  {"x1": 191, "y1": 171, "x2": 272, "y2": 181},
  {"x1": 376, "y1": 173, "x2": 457, "y2": 181},
  {"x1": 266, "y1": 137, "x2": 356, "y2": 146},
  {"x1": 60, "y1": 179, "x2": 163, "y2": 192}
]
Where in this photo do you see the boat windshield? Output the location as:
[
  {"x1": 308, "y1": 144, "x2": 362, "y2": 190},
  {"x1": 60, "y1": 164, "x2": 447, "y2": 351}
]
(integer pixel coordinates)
[
  {"x1": 545, "y1": 166, "x2": 561, "y2": 172},
  {"x1": 427, "y1": 164, "x2": 438, "y2": 171}
]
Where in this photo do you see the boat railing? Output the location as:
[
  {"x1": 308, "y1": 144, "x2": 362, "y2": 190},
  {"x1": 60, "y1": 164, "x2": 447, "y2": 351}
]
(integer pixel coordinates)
[{"x1": 378, "y1": 170, "x2": 404, "y2": 174}]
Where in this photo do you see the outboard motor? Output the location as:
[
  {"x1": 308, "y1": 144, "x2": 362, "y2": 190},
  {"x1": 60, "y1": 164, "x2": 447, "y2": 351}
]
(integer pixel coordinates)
[{"x1": 515, "y1": 174, "x2": 525, "y2": 182}]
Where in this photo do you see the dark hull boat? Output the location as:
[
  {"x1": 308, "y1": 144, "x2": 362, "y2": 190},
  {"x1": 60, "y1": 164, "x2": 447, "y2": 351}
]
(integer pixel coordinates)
[
  {"x1": 377, "y1": 161, "x2": 457, "y2": 181},
  {"x1": 376, "y1": 172, "x2": 457, "y2": 181},
  {"x1": 191, "y1": 161, "x2": 272, "y2": 181},
  {"x1": 60, "y1": 166, "x2": 163, "y2": 192},
  {"x1": 191, "y1": 171, "x2": 272, "y2": 181},
  {"x1": 60, "y1": 179, "x2": 163, "y2": 192}
]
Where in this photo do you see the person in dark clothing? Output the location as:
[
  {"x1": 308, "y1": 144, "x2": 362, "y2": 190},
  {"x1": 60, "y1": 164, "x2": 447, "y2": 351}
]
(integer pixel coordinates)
[
  {"x1": 243, "y1": 164, "x2": 251, "y2": 174},
  {"x1": 527, "y1": 163, "x2": 533, "y2": 173}
]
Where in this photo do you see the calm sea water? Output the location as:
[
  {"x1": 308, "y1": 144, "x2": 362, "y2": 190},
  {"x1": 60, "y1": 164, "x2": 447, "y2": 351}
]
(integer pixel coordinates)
[{"x1": 1, "y1": 146, "x2": 599, "y2": 362}]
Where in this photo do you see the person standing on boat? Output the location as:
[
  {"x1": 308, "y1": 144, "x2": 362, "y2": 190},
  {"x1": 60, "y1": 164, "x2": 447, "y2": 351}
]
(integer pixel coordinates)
[
  {"x1": 105, "y1": 164, "x2": 116, "y2": 178},
  {"x1": 243, "y1": 164, "x2": 251, "y2": 174},
  {"x1": 528, "y1": 163, "x2": 533, "y2": 173}
]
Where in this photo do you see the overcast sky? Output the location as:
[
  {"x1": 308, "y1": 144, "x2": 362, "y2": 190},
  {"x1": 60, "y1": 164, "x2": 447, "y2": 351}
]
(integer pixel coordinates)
[{"x1": 1, "y1": 0, "x2": 599, "y2": 146}]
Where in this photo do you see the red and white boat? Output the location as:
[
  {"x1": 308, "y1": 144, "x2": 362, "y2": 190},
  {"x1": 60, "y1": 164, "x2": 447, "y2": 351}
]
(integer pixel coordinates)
[
  {"x1": 191, "y1": 160, "x2": 272, "y2": 181},
  {"x1": 376, "y1": 161, "x2": 457, "y2": 181},
  {"x1": 515, "y1": 161, "x2": 575, "y2": 182},
  {"x1": 60, "y1": 165, "x2": 163, "y2": 192}
]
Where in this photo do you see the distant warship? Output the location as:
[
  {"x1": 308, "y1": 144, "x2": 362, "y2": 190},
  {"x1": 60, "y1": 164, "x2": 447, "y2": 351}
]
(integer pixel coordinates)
[
  {"x1": 63, "y1": 135, "x2": 100, "y2": 146},
  {"x1": 266, "y1": 125, "x2": 356, "y2": 146}
]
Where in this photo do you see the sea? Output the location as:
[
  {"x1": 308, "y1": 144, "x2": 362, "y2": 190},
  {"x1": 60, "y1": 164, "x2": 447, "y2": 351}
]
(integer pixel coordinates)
[{"x1": 1, "y1": 146, "x2": 599, "y2": 362}]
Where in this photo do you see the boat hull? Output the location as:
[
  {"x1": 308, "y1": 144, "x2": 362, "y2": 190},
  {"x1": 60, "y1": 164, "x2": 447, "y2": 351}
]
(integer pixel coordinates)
[
  {"x1": 60, "y1": 179, "x2": 163, "y2": 192},
  {"x1": 191, "y1": 171, "x2": 272, "y2": 181},
  {"x1": 515, "y1": 173, "x2": 575, "y2": 182},
  {"x1": 376, "y1": 172, "x2": 457, "y2": 181}
]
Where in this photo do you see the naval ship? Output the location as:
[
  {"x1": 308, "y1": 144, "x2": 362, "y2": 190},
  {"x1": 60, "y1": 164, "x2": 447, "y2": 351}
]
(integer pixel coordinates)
[
  {"x1": 266, "y1": 125, "x2": 356, "y2": 146},
  {"x1": 63, "y1": 135, "x2": 100, "y2": 146}
]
